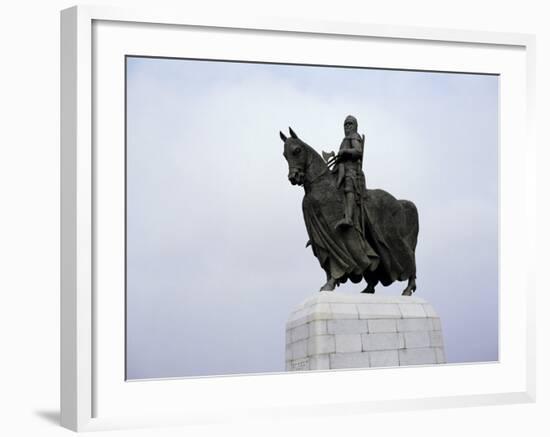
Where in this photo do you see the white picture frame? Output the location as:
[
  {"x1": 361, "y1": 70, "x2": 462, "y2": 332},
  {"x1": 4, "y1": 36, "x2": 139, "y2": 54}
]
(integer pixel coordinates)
[{"x1": 60, "y1": 5, "x2": 536, "y2": 432}]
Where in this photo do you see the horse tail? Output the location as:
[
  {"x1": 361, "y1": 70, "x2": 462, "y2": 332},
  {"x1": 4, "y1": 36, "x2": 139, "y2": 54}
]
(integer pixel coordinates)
[{"x1": 400, "y1": 199, "x2": 419, "y2": 251}]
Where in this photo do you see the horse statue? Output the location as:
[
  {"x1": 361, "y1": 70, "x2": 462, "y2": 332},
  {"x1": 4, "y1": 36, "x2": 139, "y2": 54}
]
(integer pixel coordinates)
[{"x1": 280, "y1": 126, "x2": 419, "y2": 296}]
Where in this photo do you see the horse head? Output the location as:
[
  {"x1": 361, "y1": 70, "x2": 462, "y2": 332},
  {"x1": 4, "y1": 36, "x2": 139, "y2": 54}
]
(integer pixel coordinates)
[{"x1": 280, "y1": 127, "x2": 309, "y2": 186}]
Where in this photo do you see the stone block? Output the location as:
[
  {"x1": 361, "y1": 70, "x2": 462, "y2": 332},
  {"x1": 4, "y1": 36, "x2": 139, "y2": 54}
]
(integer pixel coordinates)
[
  {"x1": 429, "y1": 330, "x2": 444, "y2": 347},
  {"x1": 334, "y1": 334, "x2": 362, "y2": 353},
  {"x1": 403, "y1": 331, "x2": 431, "y2": 348},
  {"x1": 291, "y1": 324, "x2": 310, "y2": 342},
  {"x1": 398, "y1": 303, "x2": 426, "y2": 318},
  {"x1": 362, "y1": 332, "x2": 404, "y2": 351},
  {"x1": 286, "y1": 329, "x2": 292, "y2": 345},
  {"x1": 286, "y1": 316, "x2": 308, "y2": 329},
  {"x1": 422, "y1": 304, "x2": 438, "y2": 317},
  {"x1": 309, "y1": 354, "x2": 330, "y2": 370},
  {"x1": 434, "y1": 347, "x2": 447, "y2": 364},
  {"x1": 309, "y1": 320, "x2": 328, "y2": 336},
  {"x1": 327, "y1": 319, "x2": 368, "y2": 334},
  {"x1": 289, "y1": 357, "x2": 310, "y2": 371},
  {"x1": 306, "y1": 303, "x2": 333, "y2": 321},
  {"x1": 308, "y1": 335, "x2": 336, "y2": 355},
  {"x1": 369, "y1": 350, "x2": 399, "y2": 367},
  {"x1": 330, "y1": 352, "x2": 371, "y2": 369},
  {"x1": 357, "y1": 303, "x2": 401, "y2": 319},
  {"x1": 399, "y1": 347, "x2": 437, "y2": 366},
  {"x1": 431, "y1": 318, "x2": 442, "y2": 331},
  {"x1": 397, "y1": 318, "x2": 432, "y2": 332},
  {"x1": 289, "y1": 307, "x2": 308, "y2": 322},
  {"x1": 330, "y1": 303, "x2": 359, "y2": 319},
  {"x1": 291, "y1": 339, "x2": 308, "y2": 360},
  {"x1": 367, "y1": 318, "x2": 397, "y2": 333}
]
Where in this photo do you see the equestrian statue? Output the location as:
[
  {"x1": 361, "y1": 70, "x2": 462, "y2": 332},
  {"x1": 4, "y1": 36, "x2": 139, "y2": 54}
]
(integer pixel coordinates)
[{"x1": 280, "y1": 115, "x2": 419, "y2": 295}]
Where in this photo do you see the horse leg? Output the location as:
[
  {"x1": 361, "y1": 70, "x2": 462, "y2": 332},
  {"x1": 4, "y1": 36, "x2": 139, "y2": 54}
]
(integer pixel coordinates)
[
  {"x1": 402, "y1": 276, "x2": 417, "y2": 296},
  {"x1": 320, "y1": 277, "x2": 337, "y2": 292},
  {"x1": 361, "y1": 278, "x2": 378, "y2": 294},
  {"x1": 320, "y1": 267, "x2": 337, "y2": 292}
]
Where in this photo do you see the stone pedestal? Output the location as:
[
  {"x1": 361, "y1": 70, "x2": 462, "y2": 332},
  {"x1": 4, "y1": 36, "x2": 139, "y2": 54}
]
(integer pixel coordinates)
[{"x1": 285, "y1": 293, "x2": 445, "y2": 371}]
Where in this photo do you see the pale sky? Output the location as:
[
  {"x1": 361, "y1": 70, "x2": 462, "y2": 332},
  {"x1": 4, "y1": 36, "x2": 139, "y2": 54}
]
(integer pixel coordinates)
[{"x1": 125, "y1": 56, "x2": 498, "y2": 379}]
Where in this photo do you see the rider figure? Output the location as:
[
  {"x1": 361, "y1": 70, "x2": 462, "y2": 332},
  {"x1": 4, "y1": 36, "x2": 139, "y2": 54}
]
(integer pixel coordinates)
[{"x1": 334, "y1": 115, "x2": 365, "y2": 230}]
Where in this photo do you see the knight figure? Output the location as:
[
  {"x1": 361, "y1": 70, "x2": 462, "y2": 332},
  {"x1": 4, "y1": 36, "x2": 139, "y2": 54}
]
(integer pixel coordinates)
[{"x1": 332, "y1": 115, "x2": 366, "y2": 230}]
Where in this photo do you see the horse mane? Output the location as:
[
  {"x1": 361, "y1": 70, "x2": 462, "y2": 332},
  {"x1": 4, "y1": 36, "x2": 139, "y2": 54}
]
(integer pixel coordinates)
[
  {"x1": 295, "y1": 138, "x2": 327, "y2": 169},
  {"x1": 294, "y1": 137, "x2": 330, "y2": 186}
]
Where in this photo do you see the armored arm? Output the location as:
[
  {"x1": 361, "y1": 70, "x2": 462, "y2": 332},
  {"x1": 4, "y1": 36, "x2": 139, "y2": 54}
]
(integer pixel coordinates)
[{"x1": 339, "y1": 136, "x2": 363, "y2": 160}]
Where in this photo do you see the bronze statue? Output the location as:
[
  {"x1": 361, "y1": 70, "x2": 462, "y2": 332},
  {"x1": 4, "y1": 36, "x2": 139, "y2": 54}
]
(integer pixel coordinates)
[{"x1": 280, "y1": 117, "x2": 419, "y2": 295}]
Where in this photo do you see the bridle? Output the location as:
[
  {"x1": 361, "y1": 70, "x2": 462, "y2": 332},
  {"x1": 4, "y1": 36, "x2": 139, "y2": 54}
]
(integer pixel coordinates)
[{"x1": 287, "y1": 139, "x2": 329, "y2": 187}]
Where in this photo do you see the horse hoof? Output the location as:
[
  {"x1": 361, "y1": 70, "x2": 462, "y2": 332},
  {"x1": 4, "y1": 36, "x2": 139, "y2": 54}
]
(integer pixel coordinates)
[
  {"x1": 320, "y1": 279, "x2": 336, "y2": 292},
  {"x1": 402, "y1": 290, "x2": 412, "y2": 296}
]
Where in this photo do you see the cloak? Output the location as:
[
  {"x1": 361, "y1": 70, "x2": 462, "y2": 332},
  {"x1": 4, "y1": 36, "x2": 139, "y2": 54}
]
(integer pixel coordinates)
[{"x1": 302, "y1": 185, "x2": 418, "y2": 286}]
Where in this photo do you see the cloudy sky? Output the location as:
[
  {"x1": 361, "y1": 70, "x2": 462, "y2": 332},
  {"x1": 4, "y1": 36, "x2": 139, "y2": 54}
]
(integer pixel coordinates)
[{"x1": 125, "y1": 56, "x2": 498, "y2": 379}]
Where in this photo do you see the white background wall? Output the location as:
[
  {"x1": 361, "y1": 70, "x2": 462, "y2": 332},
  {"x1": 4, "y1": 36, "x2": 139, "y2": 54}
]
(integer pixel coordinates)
[{"x1": 0, "y1": 0, "x2": 548, "y2": 436}]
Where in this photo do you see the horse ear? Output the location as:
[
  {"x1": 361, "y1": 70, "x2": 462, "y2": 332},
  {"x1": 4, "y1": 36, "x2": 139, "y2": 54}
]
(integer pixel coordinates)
[
  {"x1": 289, "y1": 127, "x2": 298, "y2": 139},
  {"x1": 279, "y1": 131, "x2": 287, "y2": 142}
]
